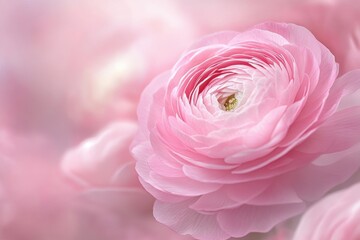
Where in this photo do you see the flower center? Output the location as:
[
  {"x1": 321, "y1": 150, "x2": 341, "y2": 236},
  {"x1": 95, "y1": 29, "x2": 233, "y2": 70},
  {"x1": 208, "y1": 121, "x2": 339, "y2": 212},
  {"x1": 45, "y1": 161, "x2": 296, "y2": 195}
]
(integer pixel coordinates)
[{"x1": 223, "y1": 94, "x2": 238, "y2": 111}]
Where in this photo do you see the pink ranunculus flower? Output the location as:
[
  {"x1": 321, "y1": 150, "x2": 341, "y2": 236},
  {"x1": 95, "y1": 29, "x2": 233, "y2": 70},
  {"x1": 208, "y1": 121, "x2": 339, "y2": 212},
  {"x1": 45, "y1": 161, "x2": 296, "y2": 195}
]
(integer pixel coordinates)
[
  {"x1": 293, "y1": 182, "x2": 360, "y2": 240},
  {"x1": 131, "y1": 22, "x2": 360, "y2": 240}
]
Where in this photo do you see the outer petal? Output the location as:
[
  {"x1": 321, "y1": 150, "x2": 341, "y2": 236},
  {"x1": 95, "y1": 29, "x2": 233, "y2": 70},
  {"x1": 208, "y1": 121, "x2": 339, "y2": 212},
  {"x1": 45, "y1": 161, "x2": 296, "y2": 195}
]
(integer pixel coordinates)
[
  {"x1": 295, "y1": 70, "x2": 360, "y2": 155},
  {"x1": 154, "y1": 200, "x2": 230, "y2": 240},
  {"x1": 137, "y1": 71, "x2": 170, "y2": 134},
  {"x1": 292, "y1": 143, "x2": 360, "y2": 202},
  {"x1": 217, "y1": 203, "x2": 305, "y2": 238},
  {"x1": 186, "y1": 31, "x2": 239, "y2": 51},
  {"x1": 295, "y1": 106, "x2": 360, "y2": 154}
]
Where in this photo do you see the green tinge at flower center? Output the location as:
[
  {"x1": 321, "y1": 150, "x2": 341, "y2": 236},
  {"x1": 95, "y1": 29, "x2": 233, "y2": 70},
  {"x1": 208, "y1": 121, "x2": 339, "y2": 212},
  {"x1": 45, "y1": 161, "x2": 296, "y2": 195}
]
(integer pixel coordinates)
[{"x1": 224, "y1": 94, "x2": 238, "y2": 111}]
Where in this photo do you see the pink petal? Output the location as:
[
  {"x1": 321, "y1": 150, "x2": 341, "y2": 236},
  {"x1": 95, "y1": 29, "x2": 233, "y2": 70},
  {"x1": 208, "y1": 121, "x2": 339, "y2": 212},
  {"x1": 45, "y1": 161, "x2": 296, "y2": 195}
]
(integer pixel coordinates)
[
  {"x1": 188, "y1": 31, "x2": 239, "y2": 51},
  {"x1": 154, "y1": 200, "x2": 230, "y2": 240},
  {"x1": 248, "y1": 180, "x2": 303, "y2": 205},
  {"x1": 149, "y1": 172, "x2": 221, "y2": 197},
  {"x1": 189, "y1": 188, "x2": 239, "y2": 212},
  {"x1": 225, "y1": 180, "x2": 271, "y2": 204},
  {"x1": 217, "y1": 203, "x2": 305, "y2": 238},
  {"x1": 292, "y1": 144, "x2": 360, "y2": 202},
  {"x1": 256, "y1": 22, "x2": 323, "y2": 62},
  {"x1": 322, "y1": 69, "x2": 360, "y2": 117},
  {"x1": 296, "y1": 106, "x2": 360, "y2": 154},
  {"x1": 228, "y1": 28, "x2": 289, "y2": 46},
  {"x1": 137, "y1": 71, "x2": 169, "y2": 133}
]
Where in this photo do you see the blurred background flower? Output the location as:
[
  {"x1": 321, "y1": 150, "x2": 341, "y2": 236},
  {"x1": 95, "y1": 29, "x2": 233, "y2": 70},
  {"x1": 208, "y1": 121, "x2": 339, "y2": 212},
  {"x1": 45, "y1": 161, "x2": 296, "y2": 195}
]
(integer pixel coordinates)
[
  {"x1": 0, "y1": 0, "x2": 359, "y2": 239},
  {"x1": 292, "y1": 182, "x2": 360, "y2": 239}
]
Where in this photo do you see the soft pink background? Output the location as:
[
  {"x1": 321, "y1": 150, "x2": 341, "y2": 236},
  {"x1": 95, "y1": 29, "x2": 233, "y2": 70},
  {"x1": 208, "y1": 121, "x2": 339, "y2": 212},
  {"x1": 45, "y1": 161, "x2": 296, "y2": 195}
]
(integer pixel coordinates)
[{"x1": 0, "y1": 0, "x2": 359, "y2": 239}]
